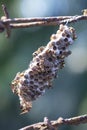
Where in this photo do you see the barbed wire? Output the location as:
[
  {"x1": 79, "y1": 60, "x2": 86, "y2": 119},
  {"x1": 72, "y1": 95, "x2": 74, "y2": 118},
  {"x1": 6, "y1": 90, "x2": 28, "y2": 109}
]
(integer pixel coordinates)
[
  {"x1": 0, "y1": 4, "x2": 87, "y2": 38},
  {"x1": 19, "y1": 115, "x2": 87, "y2": 130}
]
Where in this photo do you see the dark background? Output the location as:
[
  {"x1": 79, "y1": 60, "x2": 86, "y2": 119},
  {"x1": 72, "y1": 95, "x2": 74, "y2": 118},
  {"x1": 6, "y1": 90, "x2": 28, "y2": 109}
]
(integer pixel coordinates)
[{"x1": 0, "y1": 0, "x2": 87, "y2": 130}]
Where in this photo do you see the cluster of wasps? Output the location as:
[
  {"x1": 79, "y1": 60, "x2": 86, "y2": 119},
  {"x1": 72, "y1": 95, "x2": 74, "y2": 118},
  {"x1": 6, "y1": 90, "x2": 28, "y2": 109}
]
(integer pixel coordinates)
[{"x1": 11, "y1": 24, "x2": 77, "y2": 114}]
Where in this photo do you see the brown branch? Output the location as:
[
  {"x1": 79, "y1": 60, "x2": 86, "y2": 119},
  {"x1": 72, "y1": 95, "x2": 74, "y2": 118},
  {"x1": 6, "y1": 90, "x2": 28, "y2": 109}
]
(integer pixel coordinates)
[
  {"x1": 19, "y1": 114, "x2": 87, "y2": 130},
  {"x1": 0, "y1": 4, "x2": 87, "y2": 37}
]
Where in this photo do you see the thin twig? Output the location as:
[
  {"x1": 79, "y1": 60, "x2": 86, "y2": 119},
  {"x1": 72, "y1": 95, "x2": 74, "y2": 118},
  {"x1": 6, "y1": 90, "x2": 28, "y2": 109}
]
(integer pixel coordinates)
[{"x1": 19, "y1": 114, "x2": 87, "y2": 130}]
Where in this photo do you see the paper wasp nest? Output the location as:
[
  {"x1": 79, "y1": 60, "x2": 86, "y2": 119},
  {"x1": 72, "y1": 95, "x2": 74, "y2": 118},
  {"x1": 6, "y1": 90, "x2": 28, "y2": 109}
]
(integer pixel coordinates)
[{"x1": 11, "y1": 24, "x2": 77, "y2": 114}]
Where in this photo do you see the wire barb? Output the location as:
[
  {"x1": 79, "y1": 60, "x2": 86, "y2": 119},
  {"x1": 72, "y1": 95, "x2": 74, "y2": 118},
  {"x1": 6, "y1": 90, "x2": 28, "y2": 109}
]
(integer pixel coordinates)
[
  {"x1": 19, "y1": 114, "x2": 87, "y2": 130},
  {"x1": 1, "y1": 4, "x2": 11, "y2": 37}
]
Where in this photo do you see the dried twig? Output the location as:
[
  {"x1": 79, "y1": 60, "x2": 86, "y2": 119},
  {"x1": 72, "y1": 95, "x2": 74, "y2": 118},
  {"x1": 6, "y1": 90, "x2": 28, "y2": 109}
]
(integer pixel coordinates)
[
  {"x1": 0, "y1": 4, "x2": 87, "y2": 37},
  {"x1": 19, "y1": 114, "x2": 87, "y2": 130}
]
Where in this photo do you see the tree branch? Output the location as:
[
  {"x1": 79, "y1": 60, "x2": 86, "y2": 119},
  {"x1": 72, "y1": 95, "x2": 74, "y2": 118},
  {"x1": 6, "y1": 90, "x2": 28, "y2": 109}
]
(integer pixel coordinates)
[
  {"x1": 19, "y1": 114, "x2": 87, "y2": 130},
  {"x1": 0, "y1": 4, "x2": 87, "y2": 37}
]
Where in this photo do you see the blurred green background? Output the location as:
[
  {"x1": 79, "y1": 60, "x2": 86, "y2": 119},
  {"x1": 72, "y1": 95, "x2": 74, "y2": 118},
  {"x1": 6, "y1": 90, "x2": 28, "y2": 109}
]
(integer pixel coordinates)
[{"x1": 0, "y1": 0, "x2": 87, "y2": 130}]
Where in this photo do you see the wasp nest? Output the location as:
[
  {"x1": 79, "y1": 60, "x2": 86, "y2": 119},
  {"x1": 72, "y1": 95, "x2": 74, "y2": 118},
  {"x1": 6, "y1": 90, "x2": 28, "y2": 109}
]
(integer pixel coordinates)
[{"x1": 11, "y1": 24, "x2": 77, "y2": 114}]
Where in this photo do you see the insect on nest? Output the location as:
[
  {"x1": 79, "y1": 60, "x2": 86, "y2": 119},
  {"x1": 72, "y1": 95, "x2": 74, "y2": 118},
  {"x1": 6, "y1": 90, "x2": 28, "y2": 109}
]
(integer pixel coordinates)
[{"x1": 11, "y1": 24, "x2": 77, "y2": 114}]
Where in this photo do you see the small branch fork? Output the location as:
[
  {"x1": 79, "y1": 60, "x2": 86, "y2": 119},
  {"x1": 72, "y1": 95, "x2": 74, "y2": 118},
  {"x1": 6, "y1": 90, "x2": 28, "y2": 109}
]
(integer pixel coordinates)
[
  {"x1": 0, "y1": 4, "x2": 87, "y2": 37},
  {"x1": 20, "y1": 115, "x2": 87, "y2": 130}
]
